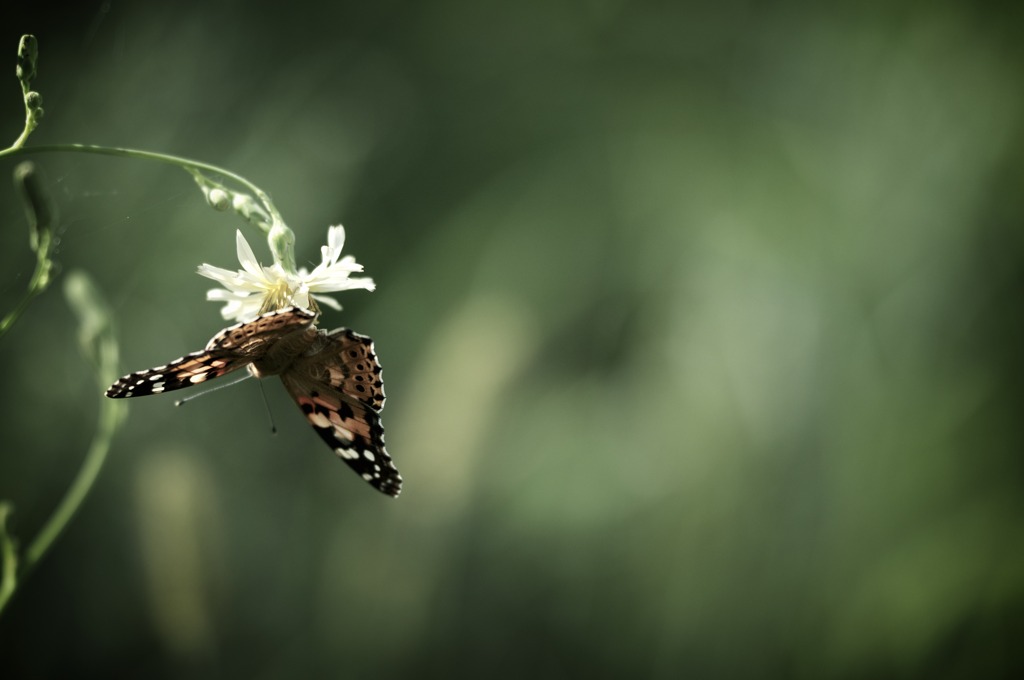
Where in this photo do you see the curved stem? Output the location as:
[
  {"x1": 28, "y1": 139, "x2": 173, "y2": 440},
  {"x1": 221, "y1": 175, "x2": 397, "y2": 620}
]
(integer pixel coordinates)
[
  {"x1": 0, "y1": 273, "x2": 123, "y2": 620},
  {"x1": 20, "y1": 385, "x2": 120, "y2": 578},
  {"x1": 0, "y1": 504, "x2": 16, "y2": 613},
  {"x1": 0, "y1": 143, "x2": 285, "y2": 232},
  {"x1": 9, "y1": 124, "x2": 31, "y2": 151},
  {"x1": 0, "y1": 231, "x2": 52, "y2": 340}
]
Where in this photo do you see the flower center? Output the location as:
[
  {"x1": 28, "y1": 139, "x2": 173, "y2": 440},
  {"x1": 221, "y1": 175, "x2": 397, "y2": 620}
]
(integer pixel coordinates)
[{"x1": 260, "y1": 278, "x2": 296, "y2": 314}]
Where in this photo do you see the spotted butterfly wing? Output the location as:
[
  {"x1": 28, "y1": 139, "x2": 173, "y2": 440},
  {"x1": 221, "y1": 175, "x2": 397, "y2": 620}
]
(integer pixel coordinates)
[
  {"x1": 105, "y1": 307, "x2": 402, "y2": 497},
  {"x1": 104, "y1": 307, "x2": 317, "y2": 397},
  {"x1": 280, "y1": 327, "x2": 401, "y2": 497}
]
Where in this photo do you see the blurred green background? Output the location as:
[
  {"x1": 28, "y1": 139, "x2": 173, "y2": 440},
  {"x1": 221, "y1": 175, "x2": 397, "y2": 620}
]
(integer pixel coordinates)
[{"x1": 2, "y1": 1, "x2": 1023, "y2": 678}]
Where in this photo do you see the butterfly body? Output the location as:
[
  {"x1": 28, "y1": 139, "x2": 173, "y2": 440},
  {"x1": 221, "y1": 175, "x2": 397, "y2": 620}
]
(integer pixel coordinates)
[
  {"x1": 106, "y1": 307, "x2": 401, "y2": 497},
  {"x1": 248, "y1": 325, "x2": 318, "y2": 378}
]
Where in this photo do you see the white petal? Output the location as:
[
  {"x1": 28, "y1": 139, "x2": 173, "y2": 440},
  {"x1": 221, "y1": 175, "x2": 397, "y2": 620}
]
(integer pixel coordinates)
[
  {"x1": 225, "y1": 297, "x2": 264, "y2": 322},
  {"x1": 334, "y1": 255, "x2": 363, "y2": 273},
  {"x1": 307, "y1": 259, "x2": 363, "y2": 286},
  {"x1": 346, "y1": 276, "x2": 376, "y2": 292},
  {"x1": 218, "y1": 300, "x2": 244, "y2": 320},
  {"x1": 311, "y1": 293, "x2": 342, "y2": 310},
  {"x1": 327, "y1": 225, "x2": 346, "y2": 261},
  {"x1": 235, "y1": 230, "x2": 264, "y2": 279},
  {"x1": 196, "y1": 263, "x2": 242, "y2": 285},
  {"x1": 205, "y1": 288, "x2": 245, "y2": 301},
  {"x1": 240, "y1": 271, "x2": 273, "y2": 289}
]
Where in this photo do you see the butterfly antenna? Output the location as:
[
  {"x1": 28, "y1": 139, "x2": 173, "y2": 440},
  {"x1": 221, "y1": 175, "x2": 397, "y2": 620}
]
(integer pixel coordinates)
[
  {"x1": 174, "y1": 372, "x2": 253, "y2": 406},
  {"x1": 257, "y1": 378, "x2": 278, "y2": 434}
]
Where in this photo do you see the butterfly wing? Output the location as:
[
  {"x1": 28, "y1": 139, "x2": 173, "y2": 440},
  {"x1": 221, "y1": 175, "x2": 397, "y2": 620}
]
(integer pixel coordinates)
[
  {"x1": 106, "y1": 307, "x2": 316, "y2": 399},
  {"x1": 105, "y1": 347, "x2": 252, "y2": 398},
  {"x1": 104, "y1": 308, "x2": 401, "y2": 496},
  {"x1": 280, "y1": 328, "x2": 402, "y2": 497},
  {"x1": 205, "y1": 306, "x2": 316, "y2": 354}
]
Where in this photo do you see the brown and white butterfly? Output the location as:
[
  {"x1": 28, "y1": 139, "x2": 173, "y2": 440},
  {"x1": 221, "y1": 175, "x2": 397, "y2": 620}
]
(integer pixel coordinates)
[{"x1": 105, "y1": 307, "x2": 401, "y2": 497}]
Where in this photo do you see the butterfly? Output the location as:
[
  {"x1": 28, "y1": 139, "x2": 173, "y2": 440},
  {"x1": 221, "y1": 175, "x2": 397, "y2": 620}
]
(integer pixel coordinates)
[{"x1": 105, "y1": 307, "x2": 402, "y2": 497}]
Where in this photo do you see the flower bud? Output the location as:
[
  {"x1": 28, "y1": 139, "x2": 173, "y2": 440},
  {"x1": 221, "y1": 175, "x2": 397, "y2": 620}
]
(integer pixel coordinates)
[
  {"x1": 230, "y1": 192, "x2": 271, "y2": 230},
  {"x1": 16, "y1": 35, "x2": 37, "y2": 83},
  {"x1": 205, "y1": 188, "x2": 230, "y2": 210},
  {"x1": 269, "y1": 222, "x2": 296, "y2": 272}
]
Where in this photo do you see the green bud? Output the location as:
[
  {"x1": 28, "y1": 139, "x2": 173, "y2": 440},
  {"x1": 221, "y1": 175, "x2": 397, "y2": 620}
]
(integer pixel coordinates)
[
  {"x1": 16, "y1": 35, "x2": 38, "y2": 83},
  {"x1": 231, "y1": 192, "x2": 271, "y2": 229},
  {"x1": 232, "y1": 192, "x2": 255, "y2": 212},
  {"x1": 268, "y1": 222, "x2": 296, "y2": 273},
  {"x1": 205, "y1": 187, "x2": 230, "y2": 210},
  {"x1": 25, "y1": 89, "x2": 44, "y2": 125}
]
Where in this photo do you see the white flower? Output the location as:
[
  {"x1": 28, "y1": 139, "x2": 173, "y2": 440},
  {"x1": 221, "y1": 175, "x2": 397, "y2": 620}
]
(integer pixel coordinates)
[{"x1": 198, "y1": 224, "x2": 375, "y2": 322}]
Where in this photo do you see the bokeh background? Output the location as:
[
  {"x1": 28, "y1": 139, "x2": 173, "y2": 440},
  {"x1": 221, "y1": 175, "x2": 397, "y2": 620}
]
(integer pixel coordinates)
[{"x1": 2, "y1": 1, "x2": 1023, "y2": 678}]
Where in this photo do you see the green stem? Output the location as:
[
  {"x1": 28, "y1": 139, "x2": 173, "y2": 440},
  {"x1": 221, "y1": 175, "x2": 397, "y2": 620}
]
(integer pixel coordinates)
[
  {"x1": 9, "y1": 64, "x2": 36, "y2": 150},
  {"x1": 0, "y1": 230, "x2": 51, "y2": 339},
  {"x1": 0, "y1": 504, "x2": 17, "y2": 612},
  {"x1": 0, "y1": 273, "x2": 123, "y2": 620},
  {"x1": 0, "y1": 383, "x2": 120, "y2": 620},
  {"x1": 21, "y1": 389, "x2": 120, "y2": 575},
  {"x1": 9, "y1": 123, "x2": 31, "y2": 151},
  {"x1": 0, "y1": 143, "x2": 284, "y2": 231},
  {"x1": 0, "y1": 398, "x2": 119, "y2": 619},
  {"x1": 0, "y1": 282, "x2": 39, "y2": 338}
]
